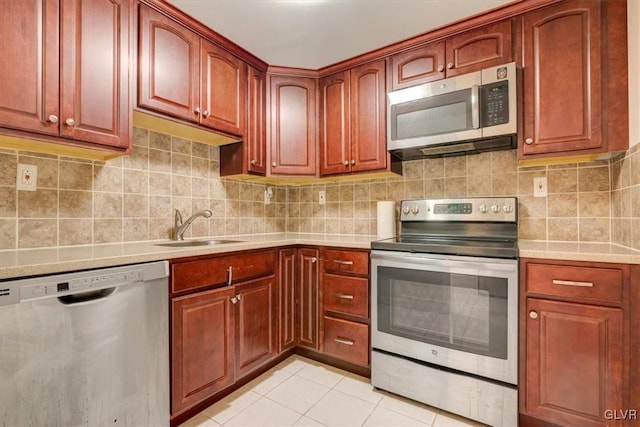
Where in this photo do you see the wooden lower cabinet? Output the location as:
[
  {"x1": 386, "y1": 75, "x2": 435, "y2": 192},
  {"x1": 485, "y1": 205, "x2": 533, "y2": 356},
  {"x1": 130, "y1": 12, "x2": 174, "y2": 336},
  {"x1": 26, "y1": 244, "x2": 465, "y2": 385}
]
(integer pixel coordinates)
[
  {"x1": 322, "y1": 316, "x2": 369, "y2": 366},
  {"x1": 171, "y1": 286, "x2": 235, "y2": 415},
  {"x1": 524, "y1": 298, "x2": 623, "y2": 427},
  {"x1": 296, "y1": 248, "x2": 320, "y2": 349},
  {"x1": 277, "y1": 248, "x2": 297, "y2": 352},
  {"x1": 520, "y1": 258, "x2": 630, "y2": 427}
]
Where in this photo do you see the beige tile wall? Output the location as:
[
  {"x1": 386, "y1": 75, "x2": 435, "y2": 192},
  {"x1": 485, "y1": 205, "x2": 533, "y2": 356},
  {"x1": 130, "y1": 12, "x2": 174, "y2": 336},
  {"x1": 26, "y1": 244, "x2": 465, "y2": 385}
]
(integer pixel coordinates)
[
  {"x1": 0, "y1": 128, "x2": 286, "y2": 249},
  {"x1": 611, "y1": 143, "x2": 640, "y2": 250},
  {"x1": 286, "y1": 150, "x2": 619, "y2": 243},
  {"x1": 0, "y1": 133, "x2": 636, "y2": 250}
]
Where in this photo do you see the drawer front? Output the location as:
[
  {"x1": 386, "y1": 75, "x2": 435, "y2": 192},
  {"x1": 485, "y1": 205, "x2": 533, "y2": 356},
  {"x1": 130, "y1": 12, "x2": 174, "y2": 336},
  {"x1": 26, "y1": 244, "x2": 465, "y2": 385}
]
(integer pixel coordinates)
[
  {"x1": 323, "y1": 274, "x2": 368, "y2": 318},
  {"x1": 323, "y1": 249, "x2": 369, "y2": 275},
  {"x1": 525, "y1": 262, "x2": 623, "y2": 304},
  {"x1": 171, "y1": 250, "x2": 276, "y2": 293},
  {"x1": 323, "y1": 316, "x2": 369, "y2": 366}
]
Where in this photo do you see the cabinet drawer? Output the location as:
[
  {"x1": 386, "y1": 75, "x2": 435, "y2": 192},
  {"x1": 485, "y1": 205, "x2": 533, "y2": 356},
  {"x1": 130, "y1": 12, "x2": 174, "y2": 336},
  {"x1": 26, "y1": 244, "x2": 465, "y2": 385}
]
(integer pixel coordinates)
[
  {"x1": 323, "y1": 274, "x2": 368, "y2": 318},
  {"x1": 323, "y1": 317, "x2": 369, "y2": 366},
  {"x1": 171, "y1": 250, "x2": 276, "y2": 293},
  {"x1": 525, "y1": 262, "x2": 623, "y2": 304},
  {"x1": 322, "y1": 249, "x2": 369, "y2": 275}
]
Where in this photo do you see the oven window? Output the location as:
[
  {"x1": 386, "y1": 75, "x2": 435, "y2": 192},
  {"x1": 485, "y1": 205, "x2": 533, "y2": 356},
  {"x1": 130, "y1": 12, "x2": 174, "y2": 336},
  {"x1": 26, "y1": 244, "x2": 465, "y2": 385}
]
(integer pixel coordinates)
[{"x1": 377, "y1": 266, "x2": 508, "y2": 359}]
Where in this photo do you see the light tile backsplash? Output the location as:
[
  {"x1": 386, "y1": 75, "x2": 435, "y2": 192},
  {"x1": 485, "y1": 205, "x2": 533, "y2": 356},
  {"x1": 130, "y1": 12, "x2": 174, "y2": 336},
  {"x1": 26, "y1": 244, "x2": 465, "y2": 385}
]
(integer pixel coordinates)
[{"x1": 0, "y1": 129, "x2": 638, "y2": 251}]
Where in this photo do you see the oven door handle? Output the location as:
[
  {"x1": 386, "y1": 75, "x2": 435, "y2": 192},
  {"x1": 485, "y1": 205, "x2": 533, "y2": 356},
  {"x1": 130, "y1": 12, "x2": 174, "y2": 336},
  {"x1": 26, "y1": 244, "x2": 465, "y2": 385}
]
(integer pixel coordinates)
[{"x1": 393, "y1": 255, "x2": 517, "y2": 271}]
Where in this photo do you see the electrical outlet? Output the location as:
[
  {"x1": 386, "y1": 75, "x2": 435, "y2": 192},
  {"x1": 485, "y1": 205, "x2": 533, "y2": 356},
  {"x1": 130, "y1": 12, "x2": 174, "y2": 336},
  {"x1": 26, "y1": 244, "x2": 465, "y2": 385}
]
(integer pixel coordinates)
[
  {"x1": 318, "y1": 190, "x2": 326, "y2": 205},
  {"x1": 533, "y1": 177, "x2": 547, "y2": 197},
  {"x1": 17, "y1": 164, "x2": 38, "y2": 191}
]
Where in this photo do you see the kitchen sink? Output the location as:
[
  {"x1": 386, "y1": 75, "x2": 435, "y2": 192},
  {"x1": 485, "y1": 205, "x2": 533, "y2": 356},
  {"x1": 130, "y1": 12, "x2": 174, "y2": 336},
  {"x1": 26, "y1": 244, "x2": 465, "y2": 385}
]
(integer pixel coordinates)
[{"x1": 155, "y1": 239, "x2": 243, "y2": 247}]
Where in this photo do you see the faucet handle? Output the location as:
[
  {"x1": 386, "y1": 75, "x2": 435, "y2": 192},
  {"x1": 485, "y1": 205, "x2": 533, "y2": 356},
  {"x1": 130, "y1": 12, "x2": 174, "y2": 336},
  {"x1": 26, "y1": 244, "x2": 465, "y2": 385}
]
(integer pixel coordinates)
[{"x1": 174, "y1": 209, "x2": 183, "y2": 225}]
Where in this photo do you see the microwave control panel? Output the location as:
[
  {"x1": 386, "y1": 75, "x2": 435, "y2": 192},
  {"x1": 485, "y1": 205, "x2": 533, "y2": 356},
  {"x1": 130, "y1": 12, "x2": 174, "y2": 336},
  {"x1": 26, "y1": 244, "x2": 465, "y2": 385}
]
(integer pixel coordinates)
[{"x1": 481, "y1": 81, "x2": 509, "y2": 127}]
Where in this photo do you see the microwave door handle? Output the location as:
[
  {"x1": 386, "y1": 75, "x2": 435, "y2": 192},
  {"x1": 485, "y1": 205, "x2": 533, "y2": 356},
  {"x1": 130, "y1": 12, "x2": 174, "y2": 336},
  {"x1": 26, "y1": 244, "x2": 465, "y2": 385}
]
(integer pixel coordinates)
[{"x1": 471, "y1": 84, "x2": 480, "y2": 129}]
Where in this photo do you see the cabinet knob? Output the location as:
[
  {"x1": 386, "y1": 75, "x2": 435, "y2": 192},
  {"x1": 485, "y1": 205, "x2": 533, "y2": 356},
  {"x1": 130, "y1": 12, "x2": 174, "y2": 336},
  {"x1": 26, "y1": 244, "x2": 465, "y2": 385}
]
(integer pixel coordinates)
[
  {"x1": 343, "y1": 161, "x2": 349, "y2": 166},
  {"x1": 250, "y1": 159, "x2": 256, "y2": 165},
  {"x1": 447, "y1": 63, "x2": 454, "y2": 69},
  {"x1": 525, "y1": 138, "x2": 533, "y2": 145},
  {"x1": 272, "y1": 162, "x2": 277, "y2": 167},
  {"x1": 310, "y1": 257, "x2": 317, "y2": 263},
  {"x1": 202, "y1": 110, "x2": 210, "y2": 118},
  {"x1": 65, "y1": 118, "x2": 75, "y2": 126},
  {"x1": 194, "y1": 107, "x2": 201, "y2": 114},
  {"x1": 48, "y1": 114, "x2": 59, "y2": 123},
  {"x1": 437, "y1": 65, "x2": 444, "y2": 72},
  {"x1": 350, "y1": 159, "x2": 356, "y2": 165},
  {"x1": 529, "y1": 311, "x2": 538, "y2": 319}
]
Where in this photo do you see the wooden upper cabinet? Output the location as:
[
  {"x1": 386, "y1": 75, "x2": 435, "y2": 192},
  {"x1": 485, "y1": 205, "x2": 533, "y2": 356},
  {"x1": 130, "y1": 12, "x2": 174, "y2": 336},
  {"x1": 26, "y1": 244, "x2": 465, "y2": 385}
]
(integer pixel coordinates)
[
  {"x1": 200, "y1": 39, "x2": 246, "y2": 135},
  {"x1": 0, "y1": 0, "x2": 131, "y2": 151},
  {"x1": 389, "y1": 20, "x2": 512, "y2": 90},
  {"x1": 521, "y1": 0, "x2": 602, "y2": 157},
  {"x1": 390, "y1": 41, "x2": 446, "y2": 90},
  {"x1": 138, "y1": 4, "x2": 247, "y2": 137},
  {"x1": 350, "y1": 59, "x2": 387, "y2": 173},
  {"x1": 269, "y1": 75, "x2": 317, "y2": 176},
  {"x1": 319, "y1": 71, "x2": 351, "y2": 175},
  {"x1": 444, "y1": 20, "x2": 513, "y2": 77},
  {"x1": 138, "y1": 5, "x2": 200, "y2": 122},
  {"x1": 246, "y1": 66, "x2": 267, "y2": 174}
]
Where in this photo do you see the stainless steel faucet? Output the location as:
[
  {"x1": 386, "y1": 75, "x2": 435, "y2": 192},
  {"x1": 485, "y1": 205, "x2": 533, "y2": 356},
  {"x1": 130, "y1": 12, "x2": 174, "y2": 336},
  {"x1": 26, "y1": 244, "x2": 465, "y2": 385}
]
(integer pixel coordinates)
[{"x1": 174, "y1": 209, "x2": 213, "y2": 240}]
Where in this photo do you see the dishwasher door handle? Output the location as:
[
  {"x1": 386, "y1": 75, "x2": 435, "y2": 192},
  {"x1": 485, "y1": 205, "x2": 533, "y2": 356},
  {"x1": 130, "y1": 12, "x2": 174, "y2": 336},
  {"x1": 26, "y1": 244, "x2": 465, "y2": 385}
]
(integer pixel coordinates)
[{"x1": 57, "y1": 287, "x2": 116, "y2": 305}]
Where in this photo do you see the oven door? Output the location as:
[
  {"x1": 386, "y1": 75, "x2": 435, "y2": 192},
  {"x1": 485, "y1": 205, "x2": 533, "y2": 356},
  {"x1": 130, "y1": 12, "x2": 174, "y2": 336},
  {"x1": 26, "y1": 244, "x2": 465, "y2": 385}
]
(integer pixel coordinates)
[{"x1": 371, "y1": 250, "x2": 518, "y2": 385}]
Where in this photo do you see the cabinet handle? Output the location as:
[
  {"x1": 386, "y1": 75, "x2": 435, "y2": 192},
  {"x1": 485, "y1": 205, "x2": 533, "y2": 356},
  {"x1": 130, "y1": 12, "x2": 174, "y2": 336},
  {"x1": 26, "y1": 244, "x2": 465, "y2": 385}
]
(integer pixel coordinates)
[
  {"x1": 525, "y1": 138, "x2": 533, "y2": 145},
  {"x1": 65, "y1": 118, "x2": 75, "y2": 126},
  {"x1": 202, "y1": 110, "x2": 210, "y2": 118},
  {"x1": 437, "y1": 65, "x2": 444, "y2": 72},
  {"x1": 552, "y1": 279, "x2": 594, "y2": 288},
  {"x1": 335, "y1": 293, "x2": 354, "y2": 300},
  {"x1": 350, "y1": 159, "x2": 356, "y2": 165},
  {"x1": 236, "y1": 293, "x2": 242, "y2": 301},
  {"x1": 48, "y1": 114, "x2": 59, "y2": 123},
  {"x1": 250, "y1": 159, "x2": 256, "y2": 165},
  {"x1": 227, "y1": 266, "x2": 233, "y2": 285},
  {"x1": 343, "y1": 161, "x2": 349, "y2": 166},
  {"x1": 333, "y1": 259, "x2": 353, "y2": 265},
  {"x1": 529, "y1": 311, "x2": 538, "y2": 319},
  {"x1": 310, "y1": 257, "x2": 317, "y2": 263},
  {"x1": 231, "y1": 296, "x2": 238, "y2": 304},
  {"x1": 334, "y1": 337, "x2": 354, "y2": 346},
  {"x1": 194, "y1": 107, "x2": 201, "y2": 114},
  {"x1": 272, "y1": 162, "x2": 277, "y2": 167},
  {"x1": 447, "y1": 62, "x2": 454, "y2": 69}
]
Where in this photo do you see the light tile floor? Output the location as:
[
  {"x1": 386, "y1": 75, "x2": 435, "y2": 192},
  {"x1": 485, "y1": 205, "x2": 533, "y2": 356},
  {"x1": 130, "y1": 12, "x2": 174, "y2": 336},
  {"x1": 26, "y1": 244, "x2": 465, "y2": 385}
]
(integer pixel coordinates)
[{"x1": 180, "y1": 355, "x2": 487, "y2": 427}]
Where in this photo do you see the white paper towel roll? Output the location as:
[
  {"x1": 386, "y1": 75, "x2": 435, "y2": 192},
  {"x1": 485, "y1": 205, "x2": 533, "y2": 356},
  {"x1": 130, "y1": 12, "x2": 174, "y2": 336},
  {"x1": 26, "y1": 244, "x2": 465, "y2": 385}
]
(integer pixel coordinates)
[{"x1": 377, "y1": 201, "x2": 396, "y2": 239}]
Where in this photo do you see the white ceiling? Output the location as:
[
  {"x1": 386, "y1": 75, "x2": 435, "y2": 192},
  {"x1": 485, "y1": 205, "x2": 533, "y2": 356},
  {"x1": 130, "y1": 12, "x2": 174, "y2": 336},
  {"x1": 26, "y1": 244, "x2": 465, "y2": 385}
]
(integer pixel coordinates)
[{"x1": 166, "y1": 0, "x2": 514, "y2": 69}]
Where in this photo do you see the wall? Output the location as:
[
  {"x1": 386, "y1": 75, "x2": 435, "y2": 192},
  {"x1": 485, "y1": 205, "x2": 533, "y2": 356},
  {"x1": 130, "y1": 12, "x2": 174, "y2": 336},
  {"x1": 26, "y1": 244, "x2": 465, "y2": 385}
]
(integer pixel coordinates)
[
  {"x1": 611, "y1": 143, "x2": 640, "y2": 250},
  {"x1": 285, "y1": 150, "x2": 620, "y2": 243},
  {"x1": 0, "y1": 128, "x2": 286, "y2": 250},
  {"x1": 629, "y1": 0, "x2": 639, "y2": 147}
]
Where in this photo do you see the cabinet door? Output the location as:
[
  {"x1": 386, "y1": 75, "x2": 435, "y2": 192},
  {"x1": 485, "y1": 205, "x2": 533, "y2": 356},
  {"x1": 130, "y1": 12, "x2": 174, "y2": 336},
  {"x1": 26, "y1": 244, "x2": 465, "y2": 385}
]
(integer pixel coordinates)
[
  {"x1": 171, "y1": 286, "x2": 235, "y2": 414},
  {"x1": 444, "y1": 20, "x2": 513, "y2": 77},
  {"x1": 389, "y1": 41, "x2": 446, "y2": 90},
  {"x1": 235, "y1": 275, "x2": 277, "y2": 378},
  {"x1": 0, "y1": 0, "x2": 59, "y2": 136},
  {"x1": 278, "y1": 248, "x2": 296, "y2": 352},
  {"x1": 524, "y1": 298, "x2": 622, "y2": 427},
  {"x1": 521, "y1": 1, "x2": 601, "y2": 156},
  {"x1": 319, "y1": 71, "x2": 351, "y2": 176},
  {"x1": 269, "y1": 75, "x2": 317, "y2": 176},
  {"x1": 247, "y1": 66, "x2": 267, "y2": 174},
  {"x1": 200, "y1": 39, "x2": 246, "y2": 136},
  {"x1": 297, "y1": 248, "x2": 319, "y2": 349},
  {"x1": 60, "y1": 0, "x2": 131, "y2": 148},
  {"x1": 350, "y1": 60, "x2": 387, "y2": 173},
  {"x1": 138, "y1": 5, "x2": 200, "y2": 123}
]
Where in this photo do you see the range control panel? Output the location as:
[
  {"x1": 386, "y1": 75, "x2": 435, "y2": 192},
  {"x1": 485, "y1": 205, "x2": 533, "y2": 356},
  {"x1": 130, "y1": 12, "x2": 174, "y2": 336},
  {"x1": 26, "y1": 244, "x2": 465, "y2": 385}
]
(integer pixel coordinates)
[{"x1": 400, "y1": 197, "x2": 517, "y2": 222}]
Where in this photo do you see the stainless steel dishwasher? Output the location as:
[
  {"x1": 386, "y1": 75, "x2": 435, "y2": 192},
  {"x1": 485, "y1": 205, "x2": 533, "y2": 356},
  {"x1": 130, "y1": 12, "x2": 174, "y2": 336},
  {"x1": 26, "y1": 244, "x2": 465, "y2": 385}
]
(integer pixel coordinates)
[{"x1": 0, "y1": 261, "x2": 169, "y2": 427}]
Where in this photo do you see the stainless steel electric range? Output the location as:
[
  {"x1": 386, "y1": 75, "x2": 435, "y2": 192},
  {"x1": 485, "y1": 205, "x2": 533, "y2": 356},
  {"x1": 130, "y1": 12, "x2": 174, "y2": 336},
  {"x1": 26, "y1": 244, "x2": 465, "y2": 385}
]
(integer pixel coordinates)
[{"x1": 370, "y1": 197, "x2": 518, "y2": 426}]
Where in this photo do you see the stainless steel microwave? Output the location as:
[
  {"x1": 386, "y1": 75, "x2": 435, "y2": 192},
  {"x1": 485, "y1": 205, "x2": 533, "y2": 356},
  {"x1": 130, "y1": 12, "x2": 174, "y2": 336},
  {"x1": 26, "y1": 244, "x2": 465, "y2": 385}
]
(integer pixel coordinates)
[{"x1": 387, "y1": 62, "x2": 518, "y2": 159}]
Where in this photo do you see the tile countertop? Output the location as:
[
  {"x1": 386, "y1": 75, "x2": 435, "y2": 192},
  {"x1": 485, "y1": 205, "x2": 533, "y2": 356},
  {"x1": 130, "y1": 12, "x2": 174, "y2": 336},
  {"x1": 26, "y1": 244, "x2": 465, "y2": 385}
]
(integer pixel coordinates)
[
  {"x1": 0, "y1": 233, "x2": 375, "y2": 280},
  {"x1": 518, "y1": 240, "x2": 640, "y2": 265},
  {"x1": 2, "y1": 235, "x2": 640, "y2": 281}
]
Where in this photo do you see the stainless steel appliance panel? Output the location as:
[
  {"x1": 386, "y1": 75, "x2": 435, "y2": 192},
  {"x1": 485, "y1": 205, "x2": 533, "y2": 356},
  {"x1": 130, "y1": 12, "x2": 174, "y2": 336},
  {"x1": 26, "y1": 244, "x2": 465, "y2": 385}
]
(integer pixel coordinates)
[{"x1": 0, "y1": 261, "x2": 169, "y2": 427}]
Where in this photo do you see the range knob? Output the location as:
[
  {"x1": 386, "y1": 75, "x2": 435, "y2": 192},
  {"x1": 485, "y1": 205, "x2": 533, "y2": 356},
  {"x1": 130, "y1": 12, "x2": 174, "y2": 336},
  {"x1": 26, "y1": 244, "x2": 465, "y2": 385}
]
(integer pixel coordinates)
[
  {"x1": 503, "y1": 204, "x2": 513, "y2": 213},
  {"x1": 491, "y1": 205, "x2": 500, "y2": 213},
  {"x1": 410, "y1": 206, "x2": 420, "y2": 215},
  {"x1": 479, "y1": 204, "x2": 488, "y2": 214},
  {"x1": 403, "y1": 206, "x2": 410, "y2": 215}
]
